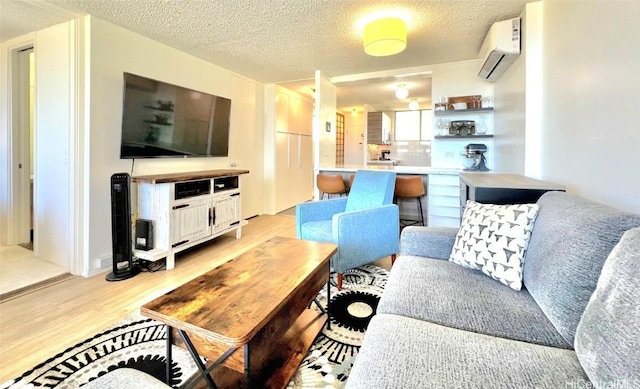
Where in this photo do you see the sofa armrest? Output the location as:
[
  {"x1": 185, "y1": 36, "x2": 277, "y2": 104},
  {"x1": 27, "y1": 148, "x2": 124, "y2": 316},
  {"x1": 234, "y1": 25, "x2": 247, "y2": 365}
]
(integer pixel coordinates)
[
  {"x1": 399, "y1": 226, "x2": 458, "y2": 260},
  {"x1": 296, "y1": 198, "x2": 348, "y2": 238}
]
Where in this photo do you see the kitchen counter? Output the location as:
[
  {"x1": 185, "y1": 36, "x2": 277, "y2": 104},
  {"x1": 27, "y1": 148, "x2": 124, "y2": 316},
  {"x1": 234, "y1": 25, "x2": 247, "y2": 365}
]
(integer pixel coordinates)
[
  {"x1": 459, "y1": 173, "x2": 566, "y2": 190},
  {"x1": 367, "y1": 159, "x2": 397, "y2": 166},
  {"x1": 317, "y1": 165, "x2": 462, "y2": 175},
  {"x1": 317, "y1": 165, "x2": 463, "y2": 229},
  {"x1": 459, "y1": 173, "x2": 566, "y2": 217}
]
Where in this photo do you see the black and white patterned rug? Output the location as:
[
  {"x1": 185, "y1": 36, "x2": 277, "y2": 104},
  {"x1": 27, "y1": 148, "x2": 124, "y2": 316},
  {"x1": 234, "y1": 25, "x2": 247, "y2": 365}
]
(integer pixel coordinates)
[{"x1": 3, "y1": 265, "x2": 388, "y2": 389}]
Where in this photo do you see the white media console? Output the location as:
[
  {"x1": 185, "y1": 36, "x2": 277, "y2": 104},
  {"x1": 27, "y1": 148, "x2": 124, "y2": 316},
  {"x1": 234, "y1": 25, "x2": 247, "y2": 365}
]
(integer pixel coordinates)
[{"x1": 132, "y1": 169, "x2": 249, "y2": 270}]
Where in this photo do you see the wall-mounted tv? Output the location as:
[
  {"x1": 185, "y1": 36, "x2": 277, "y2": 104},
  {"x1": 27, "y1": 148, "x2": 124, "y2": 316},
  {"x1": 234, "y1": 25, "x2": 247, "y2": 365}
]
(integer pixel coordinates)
[{"x1": 120, "y1": 72, "x2": 231, "y2": 159}]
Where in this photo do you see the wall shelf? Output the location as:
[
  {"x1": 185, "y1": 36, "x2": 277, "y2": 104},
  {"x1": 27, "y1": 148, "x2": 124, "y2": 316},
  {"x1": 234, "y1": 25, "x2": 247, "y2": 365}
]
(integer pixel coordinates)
[
  {"x1": 144, "y1": 105, "x2": 174, "y2": 112},
  {"x1": 435, "y1": 134, "x2": 494, "y2": 139},
  {"x1": 143, "y1": 120, "x2": 172, "y2": 125},
  {"x1": 434, "y1": 108, "x2": 493, "y2": 116}
]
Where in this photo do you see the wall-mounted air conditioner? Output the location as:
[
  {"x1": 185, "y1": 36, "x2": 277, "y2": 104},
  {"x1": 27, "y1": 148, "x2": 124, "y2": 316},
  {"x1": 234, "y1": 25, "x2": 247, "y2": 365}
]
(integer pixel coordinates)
[{"x1": 477, "y1": 18, "x2": 521, "y2": 82}]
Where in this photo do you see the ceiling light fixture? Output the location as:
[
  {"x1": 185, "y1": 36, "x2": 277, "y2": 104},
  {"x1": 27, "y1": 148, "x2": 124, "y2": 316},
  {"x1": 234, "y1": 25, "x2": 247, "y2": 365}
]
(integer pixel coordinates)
[
  {"x1": 363, "y1": 17, "x2": 407, "y2": 56},
  {"x1": 395, "y1": 84, "x2": 409, "y2": 99},
  {"x1": 409, "y1": 99, "x2": 419, "y2": 110}
]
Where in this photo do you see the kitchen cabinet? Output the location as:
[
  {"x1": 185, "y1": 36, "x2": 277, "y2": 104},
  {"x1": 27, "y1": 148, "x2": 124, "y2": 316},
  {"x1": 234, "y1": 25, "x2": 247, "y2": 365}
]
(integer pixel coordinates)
[
  {"x1": 265, "y1": 85, "x2": 314, "y2": 214},
  {"x1": 132, "y1": 170, "x2": 248, "y2": 270},
  {"x1": 367, "y1": 112, "x2": 391, "y2": 145},
  {"x1": 428, "y1": 173, "x2": 462, "y2": 228}
]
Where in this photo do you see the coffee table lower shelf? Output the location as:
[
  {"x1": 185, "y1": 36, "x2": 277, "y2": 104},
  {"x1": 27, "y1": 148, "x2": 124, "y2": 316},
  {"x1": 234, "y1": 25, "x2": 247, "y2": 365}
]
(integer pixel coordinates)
[{"x1": 178, "y1": 308, "x2": 328, "y2": 389}]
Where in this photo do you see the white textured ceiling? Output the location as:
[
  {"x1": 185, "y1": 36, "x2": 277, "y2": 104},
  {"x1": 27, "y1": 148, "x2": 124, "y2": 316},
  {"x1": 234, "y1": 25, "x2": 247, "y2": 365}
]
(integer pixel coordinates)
[{"x1": 1, "y1": 0, "x2": 530, "y2": 111}]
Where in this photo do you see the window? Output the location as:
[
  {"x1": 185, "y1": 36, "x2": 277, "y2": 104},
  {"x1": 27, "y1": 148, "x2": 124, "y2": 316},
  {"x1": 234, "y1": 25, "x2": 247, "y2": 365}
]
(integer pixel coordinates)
[{"x1": 395, "y1": 110, "x2": 433, "y2": 141}]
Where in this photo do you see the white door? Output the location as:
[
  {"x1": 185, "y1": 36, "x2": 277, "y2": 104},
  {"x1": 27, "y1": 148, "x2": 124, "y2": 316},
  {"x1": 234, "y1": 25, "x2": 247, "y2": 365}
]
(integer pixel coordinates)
[
  {"x1": 171, "y1": 198, "x2": 211, "y2": 247},
  {"x1": 298, "y1": 134, "x2": 314, "y2": 202},
  {"x1": 212, "y1": 194, "x2": 239, "y2": 232},
  {"x1": 275, "y1": 132, "x2": 299, "y2": 213}
]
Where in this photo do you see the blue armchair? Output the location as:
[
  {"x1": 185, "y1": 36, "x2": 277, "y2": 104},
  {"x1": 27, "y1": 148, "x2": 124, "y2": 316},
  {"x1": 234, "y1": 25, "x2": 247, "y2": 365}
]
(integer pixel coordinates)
[{"x1": 296, "y1": 170, "x2": 399, "y2": 290}]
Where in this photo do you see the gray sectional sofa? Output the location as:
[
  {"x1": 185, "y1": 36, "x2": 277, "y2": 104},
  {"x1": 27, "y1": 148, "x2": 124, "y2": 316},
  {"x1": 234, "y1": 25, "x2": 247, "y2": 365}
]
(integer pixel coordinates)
[{"x1": 346, "y1": 191, "x2": 640, "y2": 388}]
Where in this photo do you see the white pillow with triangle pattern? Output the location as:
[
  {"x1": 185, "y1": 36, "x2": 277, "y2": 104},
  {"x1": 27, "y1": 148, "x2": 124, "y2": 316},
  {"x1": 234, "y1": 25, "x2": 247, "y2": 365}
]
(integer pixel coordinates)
[{"x1": 449, "y1": 200, "x2": 540, "y2": 290}]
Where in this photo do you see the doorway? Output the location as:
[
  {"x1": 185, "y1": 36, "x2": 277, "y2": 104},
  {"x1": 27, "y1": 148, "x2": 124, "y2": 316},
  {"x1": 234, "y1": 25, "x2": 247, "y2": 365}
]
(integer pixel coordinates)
[
  {"x1": 0, "y1": 44, "x2": 69, "y2": 301},
  {"x1": 16, "y1": 47, "x2": 34, "y2": 249}
]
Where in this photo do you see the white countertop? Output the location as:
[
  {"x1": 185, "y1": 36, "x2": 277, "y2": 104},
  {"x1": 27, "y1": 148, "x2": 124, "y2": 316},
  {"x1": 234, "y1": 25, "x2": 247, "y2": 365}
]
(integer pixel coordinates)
[
  {"x1": 316, "y1": 165, "x2": 463, "y2": 175},
  {"x1": 459, "y1": 173, "x2": 566, "y2": 190}
]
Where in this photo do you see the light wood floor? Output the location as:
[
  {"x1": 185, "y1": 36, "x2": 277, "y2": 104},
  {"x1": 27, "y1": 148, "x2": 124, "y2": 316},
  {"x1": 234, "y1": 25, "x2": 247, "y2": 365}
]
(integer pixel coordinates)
[
  {"x1": 0, "y1": 214, "x2": 391, "y2": 382},
  {"x1": 0, "y1": 245, "x2": 69, "y2": 297}
]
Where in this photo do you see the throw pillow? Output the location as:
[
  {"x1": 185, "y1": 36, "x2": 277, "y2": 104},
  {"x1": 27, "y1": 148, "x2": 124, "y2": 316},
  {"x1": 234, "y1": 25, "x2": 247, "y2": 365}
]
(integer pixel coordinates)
[{"x1": 449, "y1": 201, "x2": 540, "y2": 290}]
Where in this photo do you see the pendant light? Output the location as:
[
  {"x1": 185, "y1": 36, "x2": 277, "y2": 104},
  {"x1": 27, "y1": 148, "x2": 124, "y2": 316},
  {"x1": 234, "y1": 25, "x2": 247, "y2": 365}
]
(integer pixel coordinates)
[
  {"x1": 409, "y1": 99, "x2": 419, "y2": 110},
  {"x1": 363, "y1": 17, "x2": 407, "y2": 56},
  {"x1": 395, "y1": 84, "x2": 409, "y2": 99}
]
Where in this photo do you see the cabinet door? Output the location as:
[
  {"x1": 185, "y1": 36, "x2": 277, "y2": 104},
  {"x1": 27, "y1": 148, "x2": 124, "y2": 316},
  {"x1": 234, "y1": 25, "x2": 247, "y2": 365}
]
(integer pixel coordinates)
[
  {"x1": 298, "y1": 134, "x2": 314, "y2": 202},
  {"x1": 288, "y1": 94, "x2": 302, "y2": 134},
  {"x1": 171, "y1": 198, "x2": 211, "y2": 247},
  {"x1": 299, "y1": 99, "x2": 313, "y2": 136},
  {"x1": 275, "y1": 132, "x2": 299, "y2": 213},
  {"x1": 275, "y1": 91, "x2": 289, "y2": 133},
  {"x1": 212, "y1": 194, "x2": 240, "y2": 232},
  {"x1": 367, "y1": 112, "x2": 382, "y2": 144}
]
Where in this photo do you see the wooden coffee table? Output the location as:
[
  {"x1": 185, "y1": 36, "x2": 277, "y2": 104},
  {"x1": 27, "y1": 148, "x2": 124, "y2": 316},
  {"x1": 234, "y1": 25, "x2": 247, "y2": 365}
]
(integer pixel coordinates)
[{"x1": 141, "y1": 236, "x2": 337, "y2": 388}]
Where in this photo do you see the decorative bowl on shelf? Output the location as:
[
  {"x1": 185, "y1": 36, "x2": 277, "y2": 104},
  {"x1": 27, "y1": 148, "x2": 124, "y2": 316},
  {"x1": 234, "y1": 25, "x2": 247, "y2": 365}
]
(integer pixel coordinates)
[{"x1": 452, "y1": 102, "x2": 468, "y2": 110}]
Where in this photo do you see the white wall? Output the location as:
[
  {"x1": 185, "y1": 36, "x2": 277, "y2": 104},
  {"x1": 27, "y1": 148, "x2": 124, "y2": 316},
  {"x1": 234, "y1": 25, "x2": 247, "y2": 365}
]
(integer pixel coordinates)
[
  {"x1": 86, "y1": 17, "x2": 264, "y2": 274},
  {"x1": 492, "y1": 12, "x2": 526, "y2": 174},
  {"x1": 493, "y1": 2, "x2": 543, "y2": 175},
  {"x1": 430, "y1": 60, "x2": 494, "y2": 169},
  {"x1": 315, "y1": 70, "x2": 337, "y2": 167},
  {"x1": 541, "y1": 1, "x2": 640, "y2": 213}
]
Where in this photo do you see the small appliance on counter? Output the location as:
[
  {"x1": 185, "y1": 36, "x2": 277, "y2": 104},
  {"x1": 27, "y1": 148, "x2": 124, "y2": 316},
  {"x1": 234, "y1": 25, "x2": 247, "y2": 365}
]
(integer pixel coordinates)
[
  {"x1": 462, "y1": 143, "x2": 489, "y2": 171},
  {"x1": 380, "y1": 150, "x2": 391, "y2": 160}
]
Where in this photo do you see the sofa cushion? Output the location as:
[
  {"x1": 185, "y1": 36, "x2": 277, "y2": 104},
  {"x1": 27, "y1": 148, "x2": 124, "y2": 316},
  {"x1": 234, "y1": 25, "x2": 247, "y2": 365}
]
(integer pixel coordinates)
[
  {"x1": 345, "y1": 314, "x2": 589, "y2": 389},
  {"x1": 377, "y1": 255, "x2": 570, "y2": 348},
  {"x1": 523, "y1": 192, "x2": 640, "y2": 346},
  {"x1": 449, "y1": 201, "x2": 539, "y2": 290},
  {"x1": 574, "y1": 227, "x2": 640, "y2": 387},
  {"x1": 84, "y1": 368, "x2": 171, "y2": 389}
]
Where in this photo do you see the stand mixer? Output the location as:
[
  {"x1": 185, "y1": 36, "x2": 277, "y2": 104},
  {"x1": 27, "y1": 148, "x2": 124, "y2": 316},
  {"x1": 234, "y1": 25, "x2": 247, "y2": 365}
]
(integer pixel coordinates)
[{"x1": 462, "y1": 143, "x2": 489, "y2": 171}]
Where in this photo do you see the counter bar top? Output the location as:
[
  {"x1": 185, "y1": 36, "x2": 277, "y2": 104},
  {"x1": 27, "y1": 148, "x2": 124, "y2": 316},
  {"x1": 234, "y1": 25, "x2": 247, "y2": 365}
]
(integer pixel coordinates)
[
  {"x1": 460, "y1": 173, "x2": 565, "y2": 190},
  {"x1": 317, "y1": 165, "x2": 462, "y2": 175}
]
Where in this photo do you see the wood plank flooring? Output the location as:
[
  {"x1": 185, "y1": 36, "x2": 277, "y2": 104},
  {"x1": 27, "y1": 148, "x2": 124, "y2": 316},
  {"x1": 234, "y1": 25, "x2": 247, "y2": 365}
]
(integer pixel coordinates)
[{"x1": 0, "y1": 214, "x2": 298, "y2": 382}]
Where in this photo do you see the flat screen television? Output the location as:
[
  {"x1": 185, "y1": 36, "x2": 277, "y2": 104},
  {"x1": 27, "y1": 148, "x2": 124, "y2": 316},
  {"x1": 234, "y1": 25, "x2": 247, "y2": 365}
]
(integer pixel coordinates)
[{"x1": 119, "y1": 72, "x2": 231, "y2": 159}]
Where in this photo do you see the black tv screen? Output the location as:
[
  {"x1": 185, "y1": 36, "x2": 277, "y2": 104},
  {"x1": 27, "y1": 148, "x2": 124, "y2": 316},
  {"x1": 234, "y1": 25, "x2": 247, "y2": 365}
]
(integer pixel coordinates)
[{"x1": 120, "y1": 73, "x2": 231, "y2": 159}]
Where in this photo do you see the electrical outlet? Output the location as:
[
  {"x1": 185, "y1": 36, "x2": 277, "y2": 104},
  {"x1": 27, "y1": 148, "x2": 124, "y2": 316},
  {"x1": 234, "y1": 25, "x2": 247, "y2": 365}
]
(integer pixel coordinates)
[{"x1": 444, "y1": 151, "x2": 455, "y2": 159}]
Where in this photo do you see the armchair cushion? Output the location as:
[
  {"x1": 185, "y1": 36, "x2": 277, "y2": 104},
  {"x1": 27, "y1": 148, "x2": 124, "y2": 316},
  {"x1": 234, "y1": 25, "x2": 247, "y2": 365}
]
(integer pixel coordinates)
[{"x1": 344, "y1": 170, "x2": 395, "y2": 212}]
